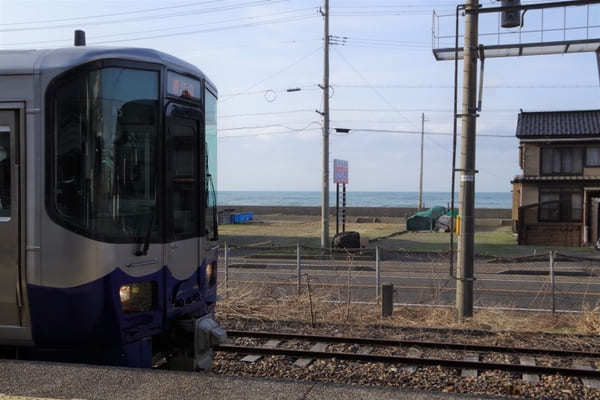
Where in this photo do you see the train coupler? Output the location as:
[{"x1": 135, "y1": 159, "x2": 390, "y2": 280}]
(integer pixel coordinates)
[{"x1": 194, "y1": 315, "x2": 229, "y2": 370}]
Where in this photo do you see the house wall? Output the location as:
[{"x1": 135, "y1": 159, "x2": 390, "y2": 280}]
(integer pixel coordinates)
[
  {"x1": 512, "y1": 183, "x2": 521, "y2": 222},
  {"x1": 522, "y1": 144, "x2": 540, "y2": 176},
  {"x1": 584, "y1": 167, "x2": 600, "y2": 176},
  {"x1": 523, "y1": 223, "x2": 581, "y2": 247}
]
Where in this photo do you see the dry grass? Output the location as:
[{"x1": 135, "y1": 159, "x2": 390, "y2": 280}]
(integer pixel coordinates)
[{"x1": 217, "y1": 283, "x2": 600, "y2": 335}]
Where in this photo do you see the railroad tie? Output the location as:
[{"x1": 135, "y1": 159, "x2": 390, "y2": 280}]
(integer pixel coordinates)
[
  {"x1": 241, "y1": 339, "x2": 281, "y2": 363},
  {"x1": 461, "y1": 353, "x2": 479, "y2": 378},
  {"x1": 573, "y1": 360, "x2": 600, "y2": 389},
  {"x1": 401, "y1": 347, "x2": 423, "y2": 374},
  {"x1": 294, "y1": 342, "x2": 328, "y2": 368},
  {"x1": 519, "y1": 356, "x2": 540, "y2": 383}
]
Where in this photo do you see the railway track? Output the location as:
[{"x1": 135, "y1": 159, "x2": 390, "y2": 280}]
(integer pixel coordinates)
[{"x1": 216, "y1": 330, "x2": 600, "y2": 383}]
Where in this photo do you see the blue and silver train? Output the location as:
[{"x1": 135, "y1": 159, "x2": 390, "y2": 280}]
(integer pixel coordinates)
[{"x1": 0, "y1": 32, "x2": 225, "y2": 368}]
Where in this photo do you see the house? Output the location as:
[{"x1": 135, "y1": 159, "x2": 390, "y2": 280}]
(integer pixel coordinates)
[{"x1": 512, "y1": 109, "x2": 600, "y2": 247}]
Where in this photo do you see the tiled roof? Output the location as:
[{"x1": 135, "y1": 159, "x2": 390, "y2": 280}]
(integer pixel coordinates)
[
  {"x1": 512, "y1": 175, "x2": 600, "y2": 183},
  {"x1": 516, "y1": 110, "x2": 600, "y2": 138}
]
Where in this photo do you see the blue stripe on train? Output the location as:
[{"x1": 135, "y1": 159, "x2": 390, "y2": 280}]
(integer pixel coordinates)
[{"x1": 27, "y1": 263, "x2": 217, "y2": 348}]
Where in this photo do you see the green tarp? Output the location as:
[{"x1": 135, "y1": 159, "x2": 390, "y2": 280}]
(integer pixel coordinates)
[{"x1": 406, "y1": 206, "x2": 447, "y2": 231}]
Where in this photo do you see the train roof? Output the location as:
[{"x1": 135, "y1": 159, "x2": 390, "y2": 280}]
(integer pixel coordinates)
[{"x1": 0, "y1": 46, "x2": 217, "y2": 94}]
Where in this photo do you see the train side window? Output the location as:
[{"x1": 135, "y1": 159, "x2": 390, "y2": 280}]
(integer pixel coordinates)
[{"x1": 0, "y1": 127, "x2": 9, "y2": 219}]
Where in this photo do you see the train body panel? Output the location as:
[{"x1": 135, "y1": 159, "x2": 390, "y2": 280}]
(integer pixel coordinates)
[{"x1": 0, "y1": 45, "x2": 221, "y2": 366}]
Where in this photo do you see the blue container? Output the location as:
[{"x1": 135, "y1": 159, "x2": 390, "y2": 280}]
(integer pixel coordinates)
[{"x1": 230, "y1": 212, "x2": 254, "y2": 224}]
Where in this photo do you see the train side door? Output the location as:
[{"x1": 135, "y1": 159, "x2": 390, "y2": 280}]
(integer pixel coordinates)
[
  {"x1": 0, "y1": 108, "x2": 22, "y2": 326},
  {"x1": 165, "y1": 106, "x2": 201, "y2": 274}
]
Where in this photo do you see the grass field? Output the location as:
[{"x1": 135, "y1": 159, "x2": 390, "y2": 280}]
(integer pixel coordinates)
[{"x1": 219, "y1": 214, "x2": 596, "y2": 257}]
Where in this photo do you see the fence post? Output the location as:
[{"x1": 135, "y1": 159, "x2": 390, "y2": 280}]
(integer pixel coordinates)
[
  {"x1": 375, "y1": 246, "x2": 381, "y2": 303},
  {"x1": 549, "y1": 250, "x2": 555, "y2": 314},
  {"x1": 224, "y1": 242, "x2": 229, "y2": 296},
  {"x1": 297, "y1": 243, "x2": 301, "y2": 295},
  {"x1": 382, "y1": 283, "x2": 394, "y2": 317}
]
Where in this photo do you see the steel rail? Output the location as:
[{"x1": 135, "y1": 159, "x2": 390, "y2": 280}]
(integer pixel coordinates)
[
  {"x1": 215, "y1": 344, "x2": 600, "y2": 378},
  {"x1": 226, "y1": 330, "x2": 600, "y2": 358}
]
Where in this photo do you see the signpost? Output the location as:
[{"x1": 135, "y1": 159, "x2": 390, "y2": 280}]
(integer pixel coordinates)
[{"x1": 334, "y1": 159, "x2": 349, "y2": 235}]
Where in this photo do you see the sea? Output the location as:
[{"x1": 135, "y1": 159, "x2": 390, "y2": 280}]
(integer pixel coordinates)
[{"x1": 218, "y1": 191, "x2": 511, "y2": 209}]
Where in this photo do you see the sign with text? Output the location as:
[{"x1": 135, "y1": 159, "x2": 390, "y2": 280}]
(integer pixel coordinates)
[{"x1": 333, "y1": 159, "x2": 349, "y2": 184}]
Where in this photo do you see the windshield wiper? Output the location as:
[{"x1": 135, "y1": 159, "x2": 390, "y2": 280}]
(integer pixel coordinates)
[{"x1": 135, "y1": 203, "x2": 155, "y2": 256}]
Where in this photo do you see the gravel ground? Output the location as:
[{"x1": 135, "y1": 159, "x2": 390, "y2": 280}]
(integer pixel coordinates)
[{"x1": 211, "y1": 316, "x2": 600, "y2": 399}]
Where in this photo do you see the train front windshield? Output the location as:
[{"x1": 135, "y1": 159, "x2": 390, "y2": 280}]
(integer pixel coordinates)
[{"x1": 47, "y1": 64, "x2": 216, "y2": 243}]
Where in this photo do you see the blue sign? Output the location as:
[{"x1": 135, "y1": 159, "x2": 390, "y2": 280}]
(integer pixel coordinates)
[{"x1": 334, "y1": 159, "x2": 348, "y2": 184}]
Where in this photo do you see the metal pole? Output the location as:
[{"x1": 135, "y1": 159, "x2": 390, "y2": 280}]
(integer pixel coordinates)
[
  {"x1": 418, "y1": 113, "x2": 425, "y2": 210},
  {"x1": 342, "y1": 184, "x2": 346, "y2": 233},
  {"x1": 456, "y1": 0, "x2": 479, "y2": 321},
  {"x1": 376, "y1": 246, "x2": 381, "y2": 303},
  {"x1": 224, "y1": 242, "x2": 229, "y2": 295},
  {"x1": 550, "y1": 251, "x2": 556, "y2": 314},
  {"x1": 320, "y1": 0, "x2": 330, "y2": 250},
  {"x1": 297, "y1": 243, "x2": 302, "y2": 295},
  {"x1": 336, "y1": 183, "x2": 340, "y2": 235}
]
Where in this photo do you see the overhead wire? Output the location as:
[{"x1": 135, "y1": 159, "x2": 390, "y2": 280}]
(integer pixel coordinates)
[
  {"x1": 332, "y1": 47, "x2": 421, "y2": 131},
  {"x1": 0, "y1": 0, "x2": 236, "y2": 26},
  {"x1": 0, "y1": 0, "x2": 291, "y2": 33},
  {"x1": 220, "y1": 46, "x2": 322, "y2": 102},
  {"x1": 1, "y1": 7, "x2": 318, "y2": 48}
]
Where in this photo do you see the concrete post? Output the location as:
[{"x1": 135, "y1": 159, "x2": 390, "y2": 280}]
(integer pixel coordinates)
[
  {"x1": 224, "y1": 242, "x2": 229, "y2": 295},
  {"x1": 382, "y1": 283, "x2": 393, "y2": 317},
  {"x1": 375, "y1": 246, "x2": 381, "y2": 303},
  {"x1": 550, "y1": 251, "x2": 556, "y2": 314},
  {"x1": 320, "y1": 0, "x2": 330, "y2": 250},
  {"x1": 456, "y1": 0, "x2": 480, "y2": 322},
  {"x1": 297, "y1": 243, "x2": 302, "y2": 296}
]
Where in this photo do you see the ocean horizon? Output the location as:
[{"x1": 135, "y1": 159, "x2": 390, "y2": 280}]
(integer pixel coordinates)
[{"x1": 218, "y1": 191, "x2": 512, "y2": 209}]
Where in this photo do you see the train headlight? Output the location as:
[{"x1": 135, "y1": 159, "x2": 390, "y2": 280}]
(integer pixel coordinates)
[
  {"x1": 119, "y1": 282, "x2": 156, "y2": 313},
  {"x1": 206, "y1": 262, "x2": 217, "y2": 286},
  {"x1": 119, "y1": 286, "x2": 131, "y2": 303}
]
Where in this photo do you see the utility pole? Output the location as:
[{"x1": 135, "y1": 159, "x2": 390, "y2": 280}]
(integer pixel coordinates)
[
  {"x1": 456, "y1": 0, "x2": 480, "y2": 321},
  {"x1": 418, "y1": 113, "x2": 425, "y2": 210},
  {"x1": 320, "y1": 0, "x2": 330, "y2": 250}
]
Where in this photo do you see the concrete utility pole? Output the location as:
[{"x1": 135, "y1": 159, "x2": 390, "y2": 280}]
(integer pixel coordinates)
[
  {"x1": 456, "y1": 0, "x2": 480, "y2": 321},
  {"x1": 320, "y1": 0, "x2": 330, "y2": 250},
  {"x1": 418, "y1": 113, "x2": 425, "y2": 210}
]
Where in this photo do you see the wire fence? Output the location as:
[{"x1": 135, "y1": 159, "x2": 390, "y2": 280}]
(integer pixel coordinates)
[{"x1": 218, "y1": 243, "x2": 600, "y2": 314}]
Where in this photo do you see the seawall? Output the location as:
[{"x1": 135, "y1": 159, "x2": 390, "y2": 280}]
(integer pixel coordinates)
[{"x1": 217, "y1": 205, "x2": 512, "y2": 219}]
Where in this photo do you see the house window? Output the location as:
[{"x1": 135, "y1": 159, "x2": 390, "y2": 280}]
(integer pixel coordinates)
[
  {"x1": 541, "y1": 147, "x2": 583, "y2": 175},
  {"x1": 586, "y1": 147, "x2": 600, "y2": 167},
  {"x1": 539, "y1": 189, "x2": 582, "y2": 222}
]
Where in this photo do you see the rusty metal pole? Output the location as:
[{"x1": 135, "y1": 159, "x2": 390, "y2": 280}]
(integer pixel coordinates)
[{"x1": 456, "y1": 0, "x2": 480, "y2": 322}]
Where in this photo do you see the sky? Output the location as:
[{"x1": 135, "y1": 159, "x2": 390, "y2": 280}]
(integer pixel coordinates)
[{"x1": 1, "y1": 0, "x2": 600, "y2": 193}]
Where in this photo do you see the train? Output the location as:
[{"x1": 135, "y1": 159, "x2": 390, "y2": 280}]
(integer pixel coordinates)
[{"x1": 0, "y1": 31, "x2": 226, "y2": 368}]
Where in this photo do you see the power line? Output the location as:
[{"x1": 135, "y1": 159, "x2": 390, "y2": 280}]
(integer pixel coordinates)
[
  {"x1": 331, "y1": 107, "x2": 520, "y2": 113},
  {"x1": 0, "y1": 0, "x2": 228, "y2": 26},
  {"x1": 334, "y1": 83, "x2": 600, "y2": 89},
  {"x1": 1, "y1": 7, "x2": 317, "y2": 48},
  {"x1": 0, "y1": 0, "x2": 290, "y2": 33},
  {"x1": 91, "y1": 14, "x2": 317, "y2": 45},
  {"x1": 220, "y1": 46, "x2": 322, "y2": 102},
  {"x1": 332, "y1": 47, "x2": 420, "y2": 131},
  {"x1": 219, "y1": 109, "x2": 316, "y2": 118},
  {"x1": 344, "y1": 128, "x2": 515, "y2": 138}
]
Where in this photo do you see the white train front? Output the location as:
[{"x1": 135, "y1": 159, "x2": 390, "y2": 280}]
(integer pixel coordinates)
[{"x1": 0, "y1": 38, "x2": 224, "y2": 368}]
